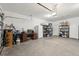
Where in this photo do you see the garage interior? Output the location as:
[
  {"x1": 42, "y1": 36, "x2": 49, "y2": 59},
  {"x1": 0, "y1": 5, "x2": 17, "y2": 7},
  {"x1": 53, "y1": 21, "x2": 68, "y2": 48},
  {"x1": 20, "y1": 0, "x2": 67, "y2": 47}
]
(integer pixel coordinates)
[{"x1": 0, "y1": 3, "x2": 79, "y2": 56}]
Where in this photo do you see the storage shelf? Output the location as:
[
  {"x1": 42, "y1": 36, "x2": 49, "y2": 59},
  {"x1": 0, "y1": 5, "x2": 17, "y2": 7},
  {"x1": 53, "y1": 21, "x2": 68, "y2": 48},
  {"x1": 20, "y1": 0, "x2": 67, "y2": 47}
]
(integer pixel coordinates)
[
  {"x1": 43, "y1": 23, "x2": 53, "y2": 37},
  {"x1": 59, "y1": 24, "x2": 69, "y2": 38}
]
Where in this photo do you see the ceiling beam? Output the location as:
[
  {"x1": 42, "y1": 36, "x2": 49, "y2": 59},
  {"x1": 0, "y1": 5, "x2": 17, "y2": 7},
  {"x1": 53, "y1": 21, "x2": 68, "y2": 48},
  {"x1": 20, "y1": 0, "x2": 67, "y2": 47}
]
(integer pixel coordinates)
[{"x1": 37, "y1": 3, "x2": 52, "y2": 12}]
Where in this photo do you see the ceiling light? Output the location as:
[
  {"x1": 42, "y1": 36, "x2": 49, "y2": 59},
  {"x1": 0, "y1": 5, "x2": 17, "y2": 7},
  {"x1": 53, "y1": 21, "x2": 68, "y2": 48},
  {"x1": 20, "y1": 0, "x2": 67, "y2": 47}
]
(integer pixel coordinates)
[
  {"x1": 45, "y1": 14, "x2": 52, "y2": 17},
  {"x1": 45, "y1": 12, "x2": 57, "y2": 18},
  {"x1": 52, "y1": 12, "x2": 56, "y2": 16}
]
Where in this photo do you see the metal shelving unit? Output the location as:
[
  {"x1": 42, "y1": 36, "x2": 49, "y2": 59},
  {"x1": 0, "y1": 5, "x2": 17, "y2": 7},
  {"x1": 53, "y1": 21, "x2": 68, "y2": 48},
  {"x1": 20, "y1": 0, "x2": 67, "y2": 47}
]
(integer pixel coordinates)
[
  {"x1": 0, "y1": 13, "x2": 4, "y2": 47},
  {"x1": 0, "y1": 7, "x2": 4, "y2": 46},
  {"x1": 0, "y1": 12, "x2": 4, "y2": 55},
  {"x1": 59, "y1": 22, "x2": 69, "y2": 38},
  {"x1": 42, "y1": 23, "x2": 53, "y2": 37}
]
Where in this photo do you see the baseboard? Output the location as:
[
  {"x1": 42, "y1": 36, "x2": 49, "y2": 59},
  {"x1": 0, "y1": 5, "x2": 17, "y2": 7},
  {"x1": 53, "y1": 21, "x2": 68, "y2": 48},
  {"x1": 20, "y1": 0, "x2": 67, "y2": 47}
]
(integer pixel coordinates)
[
  {"x1": 52, "y1": 35, "x2": 79, "y2": 40},
  {"x1": 69, "y1": 37, "x2": 78, "y2": 40}
]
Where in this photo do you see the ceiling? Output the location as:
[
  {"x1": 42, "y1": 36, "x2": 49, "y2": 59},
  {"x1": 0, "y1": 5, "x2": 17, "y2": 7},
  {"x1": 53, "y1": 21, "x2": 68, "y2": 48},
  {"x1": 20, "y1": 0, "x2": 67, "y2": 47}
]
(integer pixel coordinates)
[{"x1": 0, "y1": 3, "x2": 79, "y2": 21}]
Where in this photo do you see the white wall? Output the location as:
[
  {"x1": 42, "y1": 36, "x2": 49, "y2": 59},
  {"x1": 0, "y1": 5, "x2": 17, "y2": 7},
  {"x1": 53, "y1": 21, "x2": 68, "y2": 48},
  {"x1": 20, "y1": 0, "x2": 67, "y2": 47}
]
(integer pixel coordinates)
[
  {"x1": 4, "y1": 11, "x2": 79, "y2": 39},
  {"x1": 2, "y1": 9, "x2": 79, "y2": 39},
  {"x1": 53, "y1": 17, "x2": 79, "y2": 39},
  {"x1": 3, "y1": 11, "x2": 50, "y2": 38}
]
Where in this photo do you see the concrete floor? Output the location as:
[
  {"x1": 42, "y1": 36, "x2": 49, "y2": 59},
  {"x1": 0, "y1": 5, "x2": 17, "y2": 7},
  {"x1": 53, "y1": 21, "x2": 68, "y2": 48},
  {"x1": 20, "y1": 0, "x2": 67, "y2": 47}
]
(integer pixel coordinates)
[{"x1": 1, "y1": 37, "x2": 79, "y2": 56}]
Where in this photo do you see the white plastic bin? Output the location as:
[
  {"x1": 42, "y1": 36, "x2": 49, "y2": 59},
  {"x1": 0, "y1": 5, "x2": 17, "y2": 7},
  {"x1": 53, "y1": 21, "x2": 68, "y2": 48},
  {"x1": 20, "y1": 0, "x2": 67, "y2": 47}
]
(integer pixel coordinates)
[{"x1": 16, "y1": 38, "x2": 20, "y2": 45}]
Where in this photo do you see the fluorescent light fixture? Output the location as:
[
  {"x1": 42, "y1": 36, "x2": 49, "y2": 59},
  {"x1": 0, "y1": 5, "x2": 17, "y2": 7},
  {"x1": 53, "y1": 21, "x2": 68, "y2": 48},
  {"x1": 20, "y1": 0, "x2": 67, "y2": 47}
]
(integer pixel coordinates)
[
  {"x1": 45, "y1": 14, "x2": 52, "y2": 17},
  {"x1": 45, "y1": 12, "x2": 57, "y2": 18},
  {"x1": 45, "y1": 13, "x2": 57, "y2": 18},
  {"x1": 52, "y1": 12, "x2": 56, "y2": 16}
]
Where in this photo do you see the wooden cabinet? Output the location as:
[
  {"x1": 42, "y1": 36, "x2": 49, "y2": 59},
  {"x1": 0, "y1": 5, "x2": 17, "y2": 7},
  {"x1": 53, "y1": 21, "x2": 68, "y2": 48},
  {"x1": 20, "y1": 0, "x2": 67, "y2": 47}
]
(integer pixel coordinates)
[
  {"x1": 20, "y1": 32, "x2": 27, "y2": 42},
  {"x1": 32, "y1": 33, "x2": 38, "y2": 40},
  {"x1": 5, "y1": 30, "x2": 13, "y2": 48}
]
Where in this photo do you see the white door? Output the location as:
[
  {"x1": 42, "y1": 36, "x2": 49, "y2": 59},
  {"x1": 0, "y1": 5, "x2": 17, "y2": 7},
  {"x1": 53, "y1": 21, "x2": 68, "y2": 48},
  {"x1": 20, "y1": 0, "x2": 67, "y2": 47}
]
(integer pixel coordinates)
[
  {"x1": 70, "y1": 25, "x2": 78, "y2": 39},
  {"x1": 34, "y1": 25, "x2": 43, "y2": 39}
]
